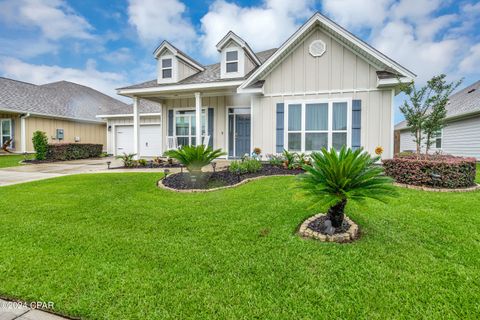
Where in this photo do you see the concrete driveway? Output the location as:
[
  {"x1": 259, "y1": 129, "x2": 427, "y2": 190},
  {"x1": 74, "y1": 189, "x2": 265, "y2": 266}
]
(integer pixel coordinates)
[{"x1": 0, "y1": 158, "x2": 117, "y2": 187}]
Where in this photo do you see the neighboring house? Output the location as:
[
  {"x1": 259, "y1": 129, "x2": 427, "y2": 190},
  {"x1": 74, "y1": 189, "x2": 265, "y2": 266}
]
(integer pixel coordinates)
[
  {"x1": 114, "y1": 12, "x2": 416, "y2": 159},
  {"x1": 0, "y1": 77, "x2": 129, "y2": 153},
  {"x1": 395, "y1": 80, "x2": 480, "y2": 159}
]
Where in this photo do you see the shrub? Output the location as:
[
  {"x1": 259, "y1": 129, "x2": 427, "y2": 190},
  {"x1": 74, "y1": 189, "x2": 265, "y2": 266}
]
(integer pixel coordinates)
[
  {"x1": 138, "y1": 159, "x2": 148, "y2": 167},
  {"x1": 267, "y1": 154, "x2": 284, "y2": 166},
  {"x1": 298, "y1": 147, "x2": 396, "y2": 227},
  {"x1": 164, "y1": 145, "x2": 226, "y2": 175},
  {"x1": 229, "y1": 158, "x2": 262, "y2": 174},
  {"x1": 45, "y1": 143, "x2": 103, "y2": 161},
  {"x1": 116, "y1": 153, "x2": 136, "y2": 168},
  {"x1": 32, "y1": 131, "x2": 48, "y2": 160},
  {"x1": 383, "y1": 154, "x2": 476, "y2": 188}
]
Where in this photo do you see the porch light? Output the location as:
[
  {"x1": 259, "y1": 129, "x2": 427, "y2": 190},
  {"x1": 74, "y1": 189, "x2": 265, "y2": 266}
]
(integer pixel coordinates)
[
  {"x1": 164, "y1": 168, "x2": 170, "y2": 177},
  {"x1": 212, "y1": 161, "x2": 217, "y2": 172},
  {"x1": 106, "y1": 161, "x2": 111, "y2": 169}
]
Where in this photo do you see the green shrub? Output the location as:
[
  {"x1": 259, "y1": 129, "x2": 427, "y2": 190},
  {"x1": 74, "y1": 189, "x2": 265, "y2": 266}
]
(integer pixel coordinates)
[
  {"x1": 267, "y1": 154, "x2": 284, "y2": 166},
  {"x1": 32, "y1": 131, "x2": 48, "y2": 160},
  {"x1": 116, "y1": 153, "x2": 136, "y2": 168},
  {"x1": 164, "y1": 145, "x2": 226, "y2": 175},
  {"x1": 46, "y1": 144, "x2": 103, "y2": 161},
  {"x1": 138, "y1": 159, "x2": 148, "y2": 167},
  {"x1": 298, "y1": 146, "x2": 397, "y2": 227},
  {"x1": 229, "y1": 158, "x2": 262, "y2": 174}
]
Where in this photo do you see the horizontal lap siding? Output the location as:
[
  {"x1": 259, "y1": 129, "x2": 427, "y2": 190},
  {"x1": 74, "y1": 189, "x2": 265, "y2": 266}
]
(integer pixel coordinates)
[{"x1": 443, "y1": 116, "x2": 480, "y2": 159}]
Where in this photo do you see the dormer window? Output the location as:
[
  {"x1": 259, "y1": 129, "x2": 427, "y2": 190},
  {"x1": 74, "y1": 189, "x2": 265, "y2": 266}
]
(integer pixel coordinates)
[
  {"x1": 226, "y1": 51, "x2": 238, "y2": 73},
  {"x1": 161, "y1": 58, "x2": 172, "y2": 79}
]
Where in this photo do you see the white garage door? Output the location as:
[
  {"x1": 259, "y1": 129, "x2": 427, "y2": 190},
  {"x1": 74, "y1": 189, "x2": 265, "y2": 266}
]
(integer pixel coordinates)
[{"x1": 115, "y1": 125, "x2": 162, "y2": 157}]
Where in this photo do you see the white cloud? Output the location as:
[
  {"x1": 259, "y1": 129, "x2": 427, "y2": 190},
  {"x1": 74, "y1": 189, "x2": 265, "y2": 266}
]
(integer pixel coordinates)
[
  {"x1": 0, "y1": 0, "x2": 94, "y2": 40},
  {"x1": 0, "y1": 56, "x2": 128, "y2": 100},
  {"x1": 127, "y1": 0, "x2": 196, "y2": 49},
  {"x1": 199, "y1": 0, "x2": 315, "y2": 58},
  {"x1": 459, "y1": 44, "x2": 480, "y2": 74},
  {"x1": 102, "y1": 47, "x2": 132, "y2": 64}
]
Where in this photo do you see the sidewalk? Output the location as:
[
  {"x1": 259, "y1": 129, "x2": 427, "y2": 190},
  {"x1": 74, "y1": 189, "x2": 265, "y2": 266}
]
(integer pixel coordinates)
[{"x1": 0, "y1": 298, "x2": 69, "y2": 320}]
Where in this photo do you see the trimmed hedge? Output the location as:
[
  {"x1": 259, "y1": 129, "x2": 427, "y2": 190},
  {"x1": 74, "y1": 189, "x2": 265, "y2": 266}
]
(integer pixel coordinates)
[
  {"x1": 46, "y1": 143, "x2": 103, "y2": 161},
  {"x1": 383, "y1": 154, "x2": 477, "y2": 189}
]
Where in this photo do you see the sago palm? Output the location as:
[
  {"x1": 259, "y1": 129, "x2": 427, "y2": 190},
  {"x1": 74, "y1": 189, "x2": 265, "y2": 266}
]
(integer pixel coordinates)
[
  {"x1": 164, "y1": 145, "x2": 226, "y2": 176},
  {"x1": 298, "y1": 146, "x2": 397, "y2": 227}
]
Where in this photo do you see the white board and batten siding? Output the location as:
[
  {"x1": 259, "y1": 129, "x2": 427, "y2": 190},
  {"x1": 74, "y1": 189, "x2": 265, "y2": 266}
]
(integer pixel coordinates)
[
  {"x1": 399, "y1": 115, "x2": 480, "y2": 159},
  {"x1": 252, "y1": 26, "x2": 394, "y2": 158}
]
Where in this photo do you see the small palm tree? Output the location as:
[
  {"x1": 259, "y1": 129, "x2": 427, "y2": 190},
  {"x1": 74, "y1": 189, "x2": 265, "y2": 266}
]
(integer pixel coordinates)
[
  {"x1": 298, "y1": 146, "x2": 397, "y2": 227},
  {"x1": 164, "y1": 145, "x2": 226, "y2": 176}
]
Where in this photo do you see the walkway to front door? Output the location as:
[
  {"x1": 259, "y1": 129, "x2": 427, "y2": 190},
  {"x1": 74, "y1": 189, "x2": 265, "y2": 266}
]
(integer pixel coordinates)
[{"x1": 228, "y1": 108, "x2": 251, "y2": 158}]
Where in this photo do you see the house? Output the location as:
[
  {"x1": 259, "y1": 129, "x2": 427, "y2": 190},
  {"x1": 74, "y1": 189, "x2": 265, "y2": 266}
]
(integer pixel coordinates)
[
  {"x1": 113, "y1": 12, "x2": 415, "y2": 160},
  {"x1": 395, "y1": 80, "x2": 480, "y2": 159},
  {"x1": 0, "y1": 77, "x2": 129, "y2": 153}
]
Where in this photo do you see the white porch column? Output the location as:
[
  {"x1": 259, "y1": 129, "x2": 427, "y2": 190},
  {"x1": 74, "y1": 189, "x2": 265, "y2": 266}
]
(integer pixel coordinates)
[
  {"x1": 194, "y1": 92, "x2": 201, "y2": 146},
  {"x1": 133, "y1": 97, "x2": 140, "y2": 159},
  {"x1": 20, "y1": 113, "x2": 29, "y2": 153}
]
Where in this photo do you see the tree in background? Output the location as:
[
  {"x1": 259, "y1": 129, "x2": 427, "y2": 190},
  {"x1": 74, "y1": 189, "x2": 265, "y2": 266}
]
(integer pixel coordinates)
[
  {"x1": 399, "y1": 74, "x2": 461, "y2": 157},
  {"x1": 32, "y1": 131, "x2": 48, "y2": 160}
]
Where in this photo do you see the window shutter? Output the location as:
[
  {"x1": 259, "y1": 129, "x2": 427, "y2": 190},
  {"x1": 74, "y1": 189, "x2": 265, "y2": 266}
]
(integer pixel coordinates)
[
  {"x1": 168, "y1": 110, "x2": 173, "y2": 136},
  {"x1": 276, "y1": 103, "x2": 284, "y2": 153},
  {"x1": 352, "y1": 100, "x2": 361, "y2": 150},
  {"x1": 208, "y1": 108, "x2": 214, "y2": 148}
]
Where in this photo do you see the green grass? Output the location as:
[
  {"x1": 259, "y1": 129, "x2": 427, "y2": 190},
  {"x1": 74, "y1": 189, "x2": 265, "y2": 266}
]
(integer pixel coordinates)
[
  {"x1": 0, "y1": 173, "x2": 479, "y2": 319},
  {"x1": 0, "y1": 154, "x2": 30, "y2": 168}
]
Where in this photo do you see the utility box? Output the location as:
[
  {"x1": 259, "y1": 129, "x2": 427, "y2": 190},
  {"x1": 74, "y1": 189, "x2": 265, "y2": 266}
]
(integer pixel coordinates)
[{"x1": 56, "y1": 129, "x2": 64, "y2": 140}]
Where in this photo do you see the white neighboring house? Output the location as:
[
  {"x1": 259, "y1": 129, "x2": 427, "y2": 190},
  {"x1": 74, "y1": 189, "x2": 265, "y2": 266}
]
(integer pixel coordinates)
[
  {"x1": 395, "y1": 80, "x2": 480, "y2": 159},
  {"x1": 100, "y1": 12, "x2": 416, "y2": 159}
]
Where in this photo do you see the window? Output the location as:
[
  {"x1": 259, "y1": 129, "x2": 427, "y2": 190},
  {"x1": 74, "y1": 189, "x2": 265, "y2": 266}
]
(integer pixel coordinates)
[
  {"x1": 161, "y1": 58, "x2": 172, "y2": 79},
  {"x1": 286, "y1": 100, "x2": 351, "y2": 152},
  {"x1": 225, "y1": 50, "x2": 238, "y2": 73},
  {"x1": 433, "y1": 130, "x2": 442, "y2": 148},
  {"x1": 0, "y1": 119, "x2": 12, "y2": 146},
  {"x1": 174, "y1": 109, "x2": 207, "y2": 146}
]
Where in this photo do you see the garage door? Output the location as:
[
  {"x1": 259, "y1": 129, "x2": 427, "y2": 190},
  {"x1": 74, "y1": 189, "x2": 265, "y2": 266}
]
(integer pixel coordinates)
[{"x1": 115, "y1": 125, "x2": 162, "y2": 157}]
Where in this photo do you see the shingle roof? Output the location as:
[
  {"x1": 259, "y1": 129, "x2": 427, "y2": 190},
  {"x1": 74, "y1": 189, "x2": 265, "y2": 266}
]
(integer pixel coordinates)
[
  {"x1": 0, "y1": 78, "x2": 136, "y2": 121},
  {"x1": 395, "y1": 80, "x2": 480, "y2": 130},
  {"x1": 119, "y1": 48, "x2": 277, "y2": 90}
]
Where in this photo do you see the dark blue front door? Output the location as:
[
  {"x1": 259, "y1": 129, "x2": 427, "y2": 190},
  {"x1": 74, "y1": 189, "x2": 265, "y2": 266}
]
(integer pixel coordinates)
[{"x1": 228, "y1": 114, "x2": 251, "y2": 158}]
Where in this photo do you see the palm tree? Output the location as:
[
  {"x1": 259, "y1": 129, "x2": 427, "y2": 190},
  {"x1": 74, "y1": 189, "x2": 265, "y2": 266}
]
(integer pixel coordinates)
[
  {"x1": 164, "y1": 145, "x2": 226, "y2": 176},
  {"x1": 298, "y1": 146, "x2": 397, "y2": 227}
]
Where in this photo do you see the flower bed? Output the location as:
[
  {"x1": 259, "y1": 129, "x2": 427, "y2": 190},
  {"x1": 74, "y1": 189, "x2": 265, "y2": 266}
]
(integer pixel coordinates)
[
  {"x1": 383, "y1": 154, "x2": 476, "y2": 189},
  {"x1": 161, "y1": 164, "x2": 303, "y2": 190}
]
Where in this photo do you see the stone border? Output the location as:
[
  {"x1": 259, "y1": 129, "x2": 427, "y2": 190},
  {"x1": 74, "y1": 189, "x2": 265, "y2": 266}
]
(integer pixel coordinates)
[
  {"x1": 298, "y1": 213, "x2": 359, "y2": 243},
  {"x1": 157, "y1": 174, "x2": 295, "y2": 193},
  {"x1": 394, "y1": 182, "x2": 480, "y2": 193}
]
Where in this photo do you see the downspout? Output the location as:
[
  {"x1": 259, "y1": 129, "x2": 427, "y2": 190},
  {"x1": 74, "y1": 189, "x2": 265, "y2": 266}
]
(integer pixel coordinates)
[{"x1": 20, "y1": 113, "x2": 30, "y2": 153}]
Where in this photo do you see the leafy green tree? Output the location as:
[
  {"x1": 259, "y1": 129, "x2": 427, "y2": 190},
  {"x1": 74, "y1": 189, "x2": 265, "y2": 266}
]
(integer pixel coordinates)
[
  {"x1": 164, "y1": 145, "x2": 226, "y2": 176},
  {"x1": 298, "y1": 147, "x2": 397, "y2": 228},
  {"x1": 32, "y1": 131, "x2": 48, "y2": 160},
  {"x1": 400, "y1": 74, "x2": 461, "y2": 156}
]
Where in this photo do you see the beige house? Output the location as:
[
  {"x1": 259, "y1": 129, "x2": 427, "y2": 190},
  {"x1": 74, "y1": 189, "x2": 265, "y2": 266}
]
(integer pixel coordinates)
[
  {"x1": 0, "y1": 78, "x2": 131, "y2": 153},
  {"x1": 113, "y1": 12, "x2": 416, "y2": 159}
]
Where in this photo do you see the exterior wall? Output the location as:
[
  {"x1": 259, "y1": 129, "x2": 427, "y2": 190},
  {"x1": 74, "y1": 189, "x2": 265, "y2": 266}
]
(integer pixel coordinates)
[
  {"x1": 24, "y1": 116, "x2": 106, "y2": 152},
  {"x1": 399, "y1": 115, "x2": 480, "y2": 159},
  {"x1": 245, "y1": 54, "x2": 256, "y2": 75},
  {"x1": 106, "y1": 116, "x2": 161, "y2": 155},
  {"x1": 0, "y1": 112, "x2": 20, "y2": 151},
  {"x1": 263, "y1": 27, "x2": 379, "y2": 95},
  {"x1": 178, "y1": 59, "x2": 198, "y2": 81},
  {"x1": 252, "y1": 90, "x2": 393, "y2": 158}
]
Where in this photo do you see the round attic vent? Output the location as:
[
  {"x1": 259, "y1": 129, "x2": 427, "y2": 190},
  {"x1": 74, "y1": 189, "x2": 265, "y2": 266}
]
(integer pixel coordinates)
[{"x1": 309, "y1": 40, "x2": 326, "y2": 57}]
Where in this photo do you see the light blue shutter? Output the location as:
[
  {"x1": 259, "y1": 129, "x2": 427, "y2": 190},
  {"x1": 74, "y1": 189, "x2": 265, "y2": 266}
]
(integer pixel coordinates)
[
  {"x1": 352, "y1": 100, "x2": 361, "y2": 150},
  {"x1": 168, "y1": 110, "x2": 174, "y2": 136},
  {"x1": 276, "y1": 103, "x2": 284, "y2": 153},
  {"x1": 208, "y1": 108, "x2": 214, "y2": 148}
]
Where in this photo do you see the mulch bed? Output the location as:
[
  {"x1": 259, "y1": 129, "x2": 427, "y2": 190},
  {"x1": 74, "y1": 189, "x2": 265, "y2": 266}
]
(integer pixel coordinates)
[
  {"x1": 162, "y1": 164, "x2": 304, "y2": 190},
  {"x1": 307, "y1": 215, "x2": 351, "y2": 235}
]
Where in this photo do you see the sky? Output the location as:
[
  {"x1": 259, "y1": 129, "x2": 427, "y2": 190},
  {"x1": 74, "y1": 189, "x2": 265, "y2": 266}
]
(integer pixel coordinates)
[{"x1": 0, "y1": 0, "x2": 479, "y2": 123}]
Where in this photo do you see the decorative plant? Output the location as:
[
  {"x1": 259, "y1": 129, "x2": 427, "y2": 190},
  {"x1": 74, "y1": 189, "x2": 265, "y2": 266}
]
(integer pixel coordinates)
[
  {"x1": 375, "y1": 146, "x2": 384, "y2": 156},
  {"x1": 164, "y1": 145, "x2": 226, "y2": 176},
  {"x1": 116, "y1": 153, "x2": 136, "y2": 168},
  {"x1": 282, "y1": 149, "x2": 298, "y2": 169},
  {"x1": 32, "y1": 131, "x2": 48, "y2": 160},
  {"x1": 138, "y1": 159, "x2": 148, "y2": 167},
  {"x1": 267, "y1": 154, "x2": 285, "y2": 166},
  {"x1": 298, "y1": 146, "x2": 397, "y2": 228},
  {"x1": 229, "y1": 158, "x2": 262, "y2": 174}
]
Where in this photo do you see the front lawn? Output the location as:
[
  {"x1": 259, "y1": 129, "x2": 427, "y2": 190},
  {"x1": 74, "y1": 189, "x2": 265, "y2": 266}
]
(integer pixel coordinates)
[
  {"x1": 0, "y1": 154, "x2": 32, "y2": 168},
  {"x1": 0, "y1": 173, "x2": 479, "y2": 319}
]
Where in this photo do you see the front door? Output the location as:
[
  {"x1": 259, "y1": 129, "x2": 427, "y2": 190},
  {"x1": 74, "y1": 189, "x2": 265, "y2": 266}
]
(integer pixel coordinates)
[{"x1": 235, "y1": 114, "x2": 251, "y2": 158}]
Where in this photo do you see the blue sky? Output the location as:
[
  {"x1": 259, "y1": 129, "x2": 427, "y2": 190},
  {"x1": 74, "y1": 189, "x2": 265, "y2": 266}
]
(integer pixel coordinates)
[{"x1": 0, "y1": 0, "x2": 479, "y2": 123}]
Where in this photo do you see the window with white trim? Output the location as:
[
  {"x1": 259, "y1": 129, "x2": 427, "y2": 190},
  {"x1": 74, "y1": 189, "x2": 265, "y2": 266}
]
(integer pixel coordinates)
[
  {"x1": 161, "y1": 58, "x2": 172, "y2": 79},
  {"x1": 225, "y1": 50, "x2": 238, "y2": 73},
  {"x1": 174, "y1": 109, "x2": 207, "y2": 146},
  {"x1": 286, "y1": 100, "x2": 351, "y2": 152},
  {"x1": 433, "y1": 130, "x2": 442, "y2": 148},
  {"x1": 0, "y1": 119, "x2": 12, "y2": 146}
]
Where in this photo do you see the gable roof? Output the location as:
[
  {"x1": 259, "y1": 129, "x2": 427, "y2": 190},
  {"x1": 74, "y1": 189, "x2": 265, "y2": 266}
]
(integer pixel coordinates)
[
  {"x1": 216, "y1": 31, "x2": 261, "y2": 65},
  {"x1": 0, "y1": 77, "x2": 130, "y2": 122},
  {"x1": 240, "y1": 12, "x2": 416, "y2": 90},
  {"x1": 118, "y1": 48, "x2": 276, "y2": 92},
  {"x1": 153, "y1": 40, "x2": 204, "y2": 72},
  {"x1": 395, "y1": 80, "x2": 480, "y2": 130}
]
